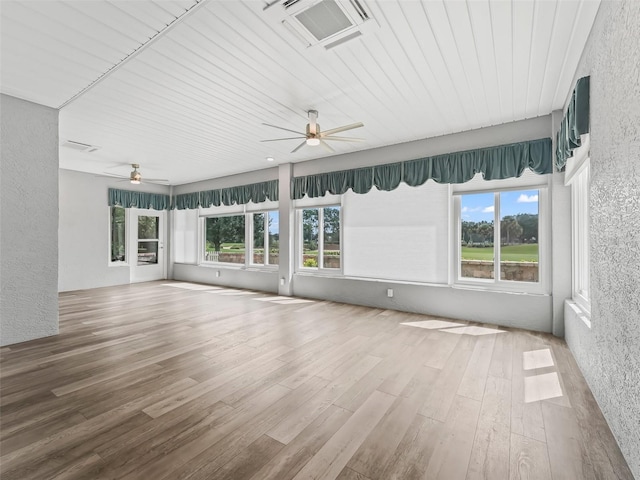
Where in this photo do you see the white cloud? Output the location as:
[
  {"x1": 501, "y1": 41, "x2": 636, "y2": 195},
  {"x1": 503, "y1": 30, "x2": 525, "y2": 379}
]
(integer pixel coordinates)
[
  {"x1": 462, "y1": 206, "x2": 483, "y2": 213},
  {"x1": 517, "y1": 194, "x2": 539, "y2": 203},
  {"x1": 482, "y1": 206, "x2": 494, "y2": 213}
]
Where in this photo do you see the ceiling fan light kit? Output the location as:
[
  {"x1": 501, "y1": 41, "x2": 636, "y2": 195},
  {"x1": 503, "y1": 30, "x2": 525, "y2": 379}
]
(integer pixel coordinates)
[
  {"x1": 262, "y1": 109, "x2": 364, "y2": 153},
  {"x1": 98, "y1": 163, "x2": 169, "y2": 186},
  {"x1": 130, "y1": 164, "x2": 142, "y2": 184}
]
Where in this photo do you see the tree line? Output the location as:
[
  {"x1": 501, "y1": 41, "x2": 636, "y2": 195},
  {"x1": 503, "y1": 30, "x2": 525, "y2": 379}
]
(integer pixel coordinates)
[{"x1": 462, "y1": 213, "x2": 538, "y2": 245}]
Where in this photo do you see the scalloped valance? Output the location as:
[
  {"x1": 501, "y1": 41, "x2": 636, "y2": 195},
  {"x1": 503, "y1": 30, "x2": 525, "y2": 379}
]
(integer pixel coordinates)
[
  {"x1": 292, "y1": 138, "x2": 552, "y2": 200},
  {"x1": 108, "y1": 188, "x2": 170, "y2": 210},
  {"x1": 172, "y1": 179, "x2": 278, "y2": 210},
  {"x1": 556, "y1": 76, "x2": 590, "y2": 171}
]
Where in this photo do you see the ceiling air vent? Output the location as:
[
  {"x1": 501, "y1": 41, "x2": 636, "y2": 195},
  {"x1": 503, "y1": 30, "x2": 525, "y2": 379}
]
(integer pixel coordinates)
[
  {"x1": 283, "y1": 0, "x2": 302, "y2": 8},
  {"x1": 349, "y1": 0, "x2": 368, "y2": 20},
  {"x1": 264, "y1": 0, "x2": 378, "y2": 51},
  {"x1": 61, "y1": 140, "x2": 101, "y2": 153}
]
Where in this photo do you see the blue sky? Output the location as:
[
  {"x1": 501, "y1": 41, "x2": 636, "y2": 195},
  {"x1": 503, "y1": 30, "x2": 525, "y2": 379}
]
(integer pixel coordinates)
[
  {"x1": 268, "y1": 211, "x2": 279, "y2": 235},
  {"x1": 461, "y1": 189, "x2": 539, "y2": 223}
]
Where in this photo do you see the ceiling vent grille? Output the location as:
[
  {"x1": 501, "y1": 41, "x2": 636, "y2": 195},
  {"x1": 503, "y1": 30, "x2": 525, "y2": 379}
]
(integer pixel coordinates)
[
  {"x1": 324, "y1": 30, "x2": 361, "y2": 50},
  {"x1": 264, "y1": 0, "x2": 378, "y2": 51},
  {"x1": 283, "y1": 0, "x2": 302, "y2": 8},
  {"x1": 349, "y1": 0, "x2": 368, "y2": 20}
]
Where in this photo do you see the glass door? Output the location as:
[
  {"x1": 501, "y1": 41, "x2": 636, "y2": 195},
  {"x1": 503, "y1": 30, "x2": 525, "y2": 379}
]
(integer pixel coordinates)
[{"x1": 130, "y1": 208, "x2": 166, "y2": 282}]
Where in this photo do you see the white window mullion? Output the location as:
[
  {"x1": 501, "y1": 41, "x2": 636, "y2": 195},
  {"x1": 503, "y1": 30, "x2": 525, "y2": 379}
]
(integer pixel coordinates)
[
  {"x1": 454, "y1": 195, "x2": 462, "y2": 282},
  {"x1": 318, "y1": 208, "x2": 325, "y2": 269},
  {"x1": 494, "y1": 192, "x2": 501, "y2": 283},
  {"x1": 245, "y1": 214, "x2": 251, "y2": 268},
  {"x1": 264, "y1": 214, "x2": 269, "y2": 266}
]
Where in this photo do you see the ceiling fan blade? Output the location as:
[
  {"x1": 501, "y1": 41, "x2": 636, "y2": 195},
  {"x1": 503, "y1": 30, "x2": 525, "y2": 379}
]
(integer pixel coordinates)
[
  {"x1": 262, "y1": 123, "x2": 305, "y2": 136},
  {"x1": 291, "y1": 141, "x2": 307, "y2": 153},
  {"x1": 322, "y1": 136, "x2": 365, "y2": 142},
  {"x1": 320, "y1": 140, "x2": 335, "y2": 153},
  {"x1": 144, "y1": 177, "x2": 170, "y2": 183},
  {"x1": 261, "y1": 137, "x2": 306, "y2": 142},
  {"x1": 104, "y1": 162, "x2": 136, "y2": 170},
  {"x1": 320, "y1": 122, "x2": 364, "y2": 137},
  {"x1": 98, "y1": 172, "x2": 128, "y2": 179}
]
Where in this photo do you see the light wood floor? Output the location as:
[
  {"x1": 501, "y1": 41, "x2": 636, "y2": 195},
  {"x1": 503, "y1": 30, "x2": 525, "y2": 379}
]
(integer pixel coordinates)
[{"x1": 0, "y1": 281, "x2": 633, "y2": 480}]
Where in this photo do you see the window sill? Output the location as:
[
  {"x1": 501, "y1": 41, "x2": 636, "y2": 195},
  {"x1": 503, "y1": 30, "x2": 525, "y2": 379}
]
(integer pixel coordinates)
[
  {"x1": 108, "y1": 262, "x2": 129, "y2": 267},
  {"x1": 245, "y1": 265, "x2": 279, "y2": 273},
  {"x1": 566, "y1": 299, "x2": 591, "y2": 329},
  {"x1": 453, "y1": 279, "x2": 548, "y2": 296},
  {"x1": 295, "y1": 269, "x2": 344, "y2": 278},
  {"x1": 340, "y1": 275, "x2": 448, "y2": 288},
  {"x1": 196, "y1": 262, "x2": 278, "y2": 274},
  {"x1": 198, "y1": 262, "x2": 244, "y2": 270}
]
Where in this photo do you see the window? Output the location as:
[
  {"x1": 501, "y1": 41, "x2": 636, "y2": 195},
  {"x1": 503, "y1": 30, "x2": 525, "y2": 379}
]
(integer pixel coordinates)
[
  {"x1": 457, "y1": 187, "x2": 543, "y2": 289},
  {"x1": 299, "y1": 206, "x2": 341, "y2": 270},
  {"x1": 566, "y1": 140, "x2": 591, "y2": 315},
  {"x1": 250, "y1": 211, "x2": 279, "y2": 266},
  {"x1": 204, "y1": 215, "x2": 245, "y2": 264},
  {"x1": 137, "y1": 215, "x2": 159, "y2": 265},
  {"x1": 268, "y1": 211, "x2": 280, "y2": 265},
  {"x1": 110, "y1": 206, "x2": 126, "y2": 263},
  {"x1": 571, "y1": 164, "x2": 590, "y2": 312}
]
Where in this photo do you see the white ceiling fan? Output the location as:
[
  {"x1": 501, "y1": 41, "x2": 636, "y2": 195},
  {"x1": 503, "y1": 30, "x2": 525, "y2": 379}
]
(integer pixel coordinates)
[
  {"x1": 99, "y1": 164, "x2": 169, "y2": 185},
  {"x1": 262, "y1": 110, "x2": 364, "y2": 153}
]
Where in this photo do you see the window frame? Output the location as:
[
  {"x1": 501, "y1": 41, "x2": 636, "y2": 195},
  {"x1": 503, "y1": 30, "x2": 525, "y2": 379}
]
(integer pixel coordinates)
[
  {"x1": 248, "y1": 210, "x2": 279, "y2": 269},
  {"x1": 108, "y1": 206, "x2": 128, "y2": 266},
  {"x1": 200, "y1": 213, "x2": 248, "y2": 267},
  {"x1": 296, "y1": 204, "x2": 343, "y2": 275},
  {"x1": 565, "y1": 135, "x2": 591, "y2": 317},
  {"x1": 452, "y1": 178, "x2": 550, "y2": 294}
]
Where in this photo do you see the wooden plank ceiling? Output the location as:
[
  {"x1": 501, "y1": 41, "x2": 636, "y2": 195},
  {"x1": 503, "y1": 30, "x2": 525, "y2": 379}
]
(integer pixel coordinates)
[{"x1": 0, "y1": 0, "x2": 601, "y2": 184}]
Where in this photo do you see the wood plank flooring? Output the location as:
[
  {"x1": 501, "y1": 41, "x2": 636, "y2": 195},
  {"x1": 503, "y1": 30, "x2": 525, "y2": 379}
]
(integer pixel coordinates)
[{"x1": 0, "y1": 281, "x2": 633, "y2": 480}]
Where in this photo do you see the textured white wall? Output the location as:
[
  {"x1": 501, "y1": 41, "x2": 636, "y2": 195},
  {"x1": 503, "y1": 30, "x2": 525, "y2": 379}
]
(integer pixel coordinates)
[
  {"x1": 564, "y1": 1, "x2": 640, "y2": 477},
  {"x1": 1, "y1": 94, "x2": 59, "y2": 346},
  {"x1": 58, "y1": 169, "x2": 169, "y2": 292}
]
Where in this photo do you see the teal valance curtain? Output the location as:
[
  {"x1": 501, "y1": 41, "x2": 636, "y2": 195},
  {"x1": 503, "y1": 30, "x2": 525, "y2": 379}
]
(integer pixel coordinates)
[
  {"x1": 556, "y1": 76, "x2": 590, "y2": 171},
  {"x1": 292, "y1": 138, "x2": 551, "y2": 199},
  {"x1": 108, "y1": 188, "x2": 170, "y2": 210},
  {"x1": 173, "y1": 179, "x2": 278, "y2": 210},
  {"x1": 174, "y1": 192, "x2": 200, "y2": 210}
]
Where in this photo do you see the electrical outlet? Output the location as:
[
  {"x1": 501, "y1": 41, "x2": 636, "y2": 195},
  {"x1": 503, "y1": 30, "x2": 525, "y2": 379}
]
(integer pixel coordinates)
[
  {"x1": 387, "y1": 288, "x2": 393, "y2": 298},
  {"x1": 216, "y1": 271, "x2": 220, "y2": 278}
]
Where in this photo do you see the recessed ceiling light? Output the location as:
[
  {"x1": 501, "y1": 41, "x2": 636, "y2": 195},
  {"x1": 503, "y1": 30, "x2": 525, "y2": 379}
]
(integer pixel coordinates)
[{"x1": 266, "y1": 156, "x2": 274, "y2": 162}]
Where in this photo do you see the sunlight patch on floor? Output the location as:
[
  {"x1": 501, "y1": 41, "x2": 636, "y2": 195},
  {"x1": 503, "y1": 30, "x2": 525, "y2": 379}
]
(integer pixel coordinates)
[
  {"x1": 205, "y1": 289, "x2": 256, "y2": 295},
  {"x1": 254, "y1": 296, "x2": 296, "y2": 302},
  {"x1": 272, "y1": 299, "x2": 315, "y2": 305},
  {"x1": 524, "y1": 372, "x2": 563, "y2": 403},
  {"x1": 439, "y1": 326, "x2": 505, "y2": 336},
  {"x1": 163, "y1": 283, "x2": 221, "y2": 291},
  {"x1": 523, "y1": 349, "x2": 555, "y2": 370},
  {"x1": 401, "y1": 320, "x2": 465, "y2": 330}
]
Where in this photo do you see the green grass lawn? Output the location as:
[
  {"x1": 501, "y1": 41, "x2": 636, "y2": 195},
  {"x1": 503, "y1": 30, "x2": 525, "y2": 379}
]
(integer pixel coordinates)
[{"x1": 462, "y1": 244, "x2": 538, "y2": 262}]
